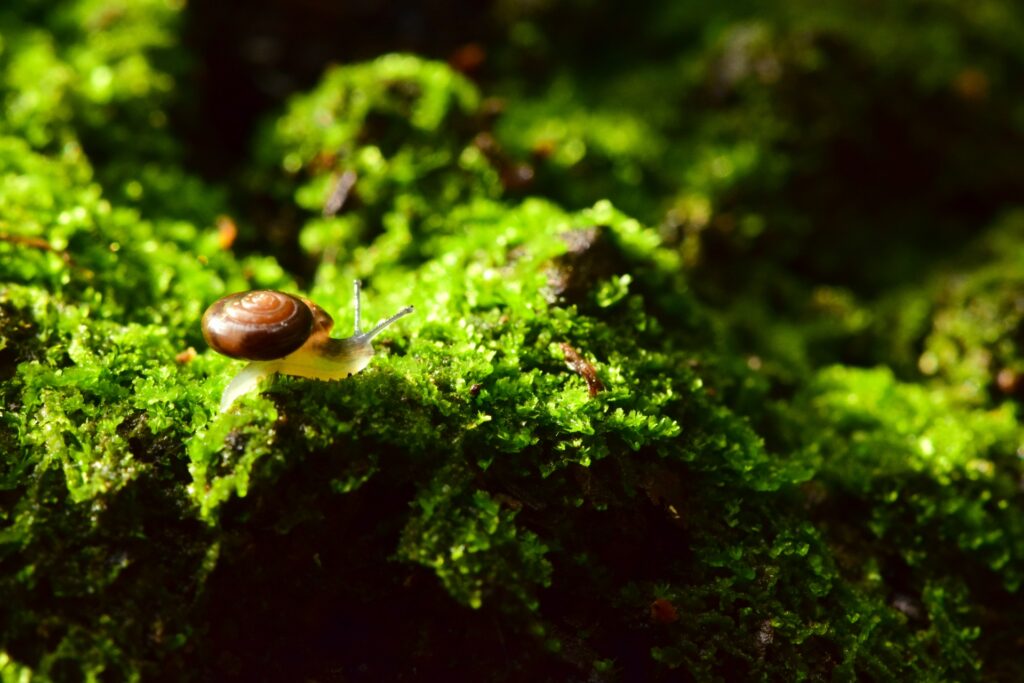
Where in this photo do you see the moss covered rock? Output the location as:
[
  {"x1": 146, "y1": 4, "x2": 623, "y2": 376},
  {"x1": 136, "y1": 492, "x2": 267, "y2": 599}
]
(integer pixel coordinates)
[{"x1": 3, "y1": 1, "x2": 1024, "y2": 681}]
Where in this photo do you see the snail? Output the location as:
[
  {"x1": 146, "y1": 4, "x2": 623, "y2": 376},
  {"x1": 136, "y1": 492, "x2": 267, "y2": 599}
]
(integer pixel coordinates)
[{"x1": 202, "y1": 280, "x2": 413, "y2": 411}]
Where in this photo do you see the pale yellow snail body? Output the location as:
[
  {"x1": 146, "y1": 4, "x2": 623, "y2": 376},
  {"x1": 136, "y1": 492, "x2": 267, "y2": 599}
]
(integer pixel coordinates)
[{"x1": 202, "y1": 281, "x2": 413, "y2": 411}]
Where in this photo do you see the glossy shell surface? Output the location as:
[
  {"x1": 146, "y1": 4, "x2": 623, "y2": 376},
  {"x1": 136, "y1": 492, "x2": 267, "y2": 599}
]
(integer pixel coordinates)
[{"x1": 202, "y1": 290, "x2": 314, "y2": 360}]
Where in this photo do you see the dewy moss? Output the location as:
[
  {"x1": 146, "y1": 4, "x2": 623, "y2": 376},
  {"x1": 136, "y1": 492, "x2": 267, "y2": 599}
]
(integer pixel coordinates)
[{"x1": 3, "y1": 1, "x2": 1024, "y2": 681}]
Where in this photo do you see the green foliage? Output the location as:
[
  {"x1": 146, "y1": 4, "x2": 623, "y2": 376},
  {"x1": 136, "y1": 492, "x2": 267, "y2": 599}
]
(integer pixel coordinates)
[
  {"x1": 790, "y1": 366, "x2": 1024, "y2": 591},
  {"x1": 254, "y1": 53, "x2": 501, "y2": 259},
  {"x1": 3, "y1": 1, "x2": 1024, "y2": 681},
  {"x1": 0, "y1": 652, "x2": 32, "y2": 683},
  {"x1": 0, "y1": 0, "x2": 222, "y2": 223},
  {"x1": 910, "y1": 212, "x2": 1024, "y2": 403},
  {"x1": 398, "y1": 468, "x2": 552, "y2": 610}
]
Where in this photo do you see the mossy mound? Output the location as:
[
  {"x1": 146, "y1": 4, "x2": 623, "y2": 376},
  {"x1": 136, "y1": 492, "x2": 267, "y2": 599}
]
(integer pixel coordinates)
[{"x1": 3, "y1": 1, "x2": 1024, "y2": 681}]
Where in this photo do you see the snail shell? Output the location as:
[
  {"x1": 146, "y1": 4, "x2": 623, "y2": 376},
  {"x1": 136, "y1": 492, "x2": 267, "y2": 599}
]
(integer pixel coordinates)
[{"x1": 202, "y1": 290, "x2": 329, "y2": 361}]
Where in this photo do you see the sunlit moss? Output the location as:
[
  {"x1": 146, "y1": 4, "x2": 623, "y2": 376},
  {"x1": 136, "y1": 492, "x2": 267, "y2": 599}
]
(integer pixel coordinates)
[{"x1": 3, "y1": 1, "x2": 1024, "y2": 680}]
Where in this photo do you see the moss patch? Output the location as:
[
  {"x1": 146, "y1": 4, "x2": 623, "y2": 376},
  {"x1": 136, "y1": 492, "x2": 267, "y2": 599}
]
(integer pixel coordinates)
[{"x1": 3, "y1": 1, "x2": 1024, "y2": 680}]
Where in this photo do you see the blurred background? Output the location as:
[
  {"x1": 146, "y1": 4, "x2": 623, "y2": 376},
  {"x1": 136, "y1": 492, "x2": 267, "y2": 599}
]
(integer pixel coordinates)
[{"x1": 176, "y1": 0, "x2": 1024, "y2": 388}]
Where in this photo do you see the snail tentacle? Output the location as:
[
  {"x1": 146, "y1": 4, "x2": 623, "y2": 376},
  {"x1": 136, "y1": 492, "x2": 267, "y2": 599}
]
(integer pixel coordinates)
[
  {"x1": 353, "y1": 279, "x2": 363, "y2": 335},
  {"x1": 358, "y1": 306, "x2": 416, "y2": 342}
]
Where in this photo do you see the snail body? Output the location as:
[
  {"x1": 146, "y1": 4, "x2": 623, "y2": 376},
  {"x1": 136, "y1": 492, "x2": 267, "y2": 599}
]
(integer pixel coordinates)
[{"x1": 202, "y1": 282, "x2": 413, "y2": 411}]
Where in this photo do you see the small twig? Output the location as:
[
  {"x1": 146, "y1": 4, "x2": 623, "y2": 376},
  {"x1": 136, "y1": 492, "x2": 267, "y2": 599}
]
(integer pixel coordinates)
[
  {"x1": 322, "y1": 170, "x2": 358, "y2": 217},
  {"x1": 560, "y1": 342, "x2": 605, "y2": 397},
  {"x1": 0, "y1": 232, "x2": 73, "y2": 266}
]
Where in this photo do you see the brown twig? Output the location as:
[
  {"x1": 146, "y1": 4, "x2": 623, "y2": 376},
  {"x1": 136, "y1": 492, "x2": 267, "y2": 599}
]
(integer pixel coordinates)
[
  {"x1": 560, "y1": 342, "x2": 604, "y2": 397},
  {"x1": 322, "y1": 170, "x2": 358, "y2": 217},
  {"x1": 0, "y1": 232, "x2": 74, "y2": 266}
]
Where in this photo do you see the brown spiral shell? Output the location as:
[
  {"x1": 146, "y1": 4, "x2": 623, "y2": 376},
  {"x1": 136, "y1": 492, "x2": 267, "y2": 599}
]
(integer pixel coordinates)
[{"x1": 202, "y1": 290, "x2": 318, "y2": 361}]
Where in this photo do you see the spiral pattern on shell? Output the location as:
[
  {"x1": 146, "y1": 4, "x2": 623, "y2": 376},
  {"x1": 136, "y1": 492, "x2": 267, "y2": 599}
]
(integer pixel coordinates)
[{"x1": 202, "y1": 290, "x2": 315, "y2": 361}]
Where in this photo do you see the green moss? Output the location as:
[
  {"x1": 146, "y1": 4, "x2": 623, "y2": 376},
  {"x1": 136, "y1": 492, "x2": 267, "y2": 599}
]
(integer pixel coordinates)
[
  {"x1": 3, "y1": 1, "x2": 1024, "y2": 680},
  {"x1": 912, "y1": 212, "x2": 1024, "y2": 402},
  {"x1": 253, "y1": 53, "x2": 500, "y2": 259},
  {"x1": 398, "y1": 468, "x2": 552, "y2": 610},
  {"x1": 793, "y1": 366, "x2": 1024, "y2": 586},
  {"x1": 0, "y1": 0, "x2": 180, "y2": 157}
]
